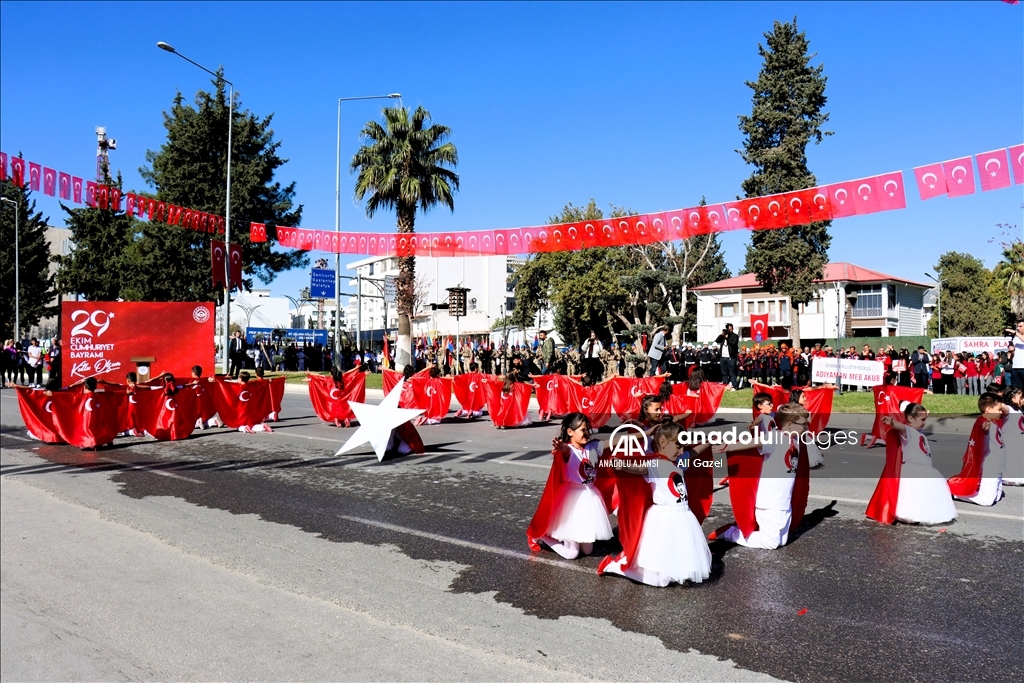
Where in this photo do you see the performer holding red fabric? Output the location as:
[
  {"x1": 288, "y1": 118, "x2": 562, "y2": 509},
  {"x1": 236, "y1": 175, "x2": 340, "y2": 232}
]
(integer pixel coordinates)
[
  {"x1": 411, "y1": 367, "x2": 453, "y2": 425},
  {"x1": 308, "y1": 367, "x2": 366, "y2": 426},
  {"x1": 189, "y1": 366, "x2": 222, "y2": 429},
  {"x1": 717, "y1": 403, "x2": 811, "y2": 549},
  {"x1": 949, "y1": 393, "x2": 1008, "y2": 506},
  {"x1": 484, "y1": 376, "x2": 532, "y2": 428},
  {"x1": 865, "y1": 402, "x2": 957, "y2": 525},
  {"x1": 789, "y1": 388, "x2": 833, "y2": 468},
  {"x1": 452, "y1": 364, "x2": 487, "y2": 418},
  {"x1": 133, "y1": 373, "x2": 200, "y2": 441},
  {"x1": 15, "y1": 385, "x2": 63, "y2": 443},
  {"x1": 50, "y1": 377, "x2": 129, "y2": 449},
  {"x1": 599, "y1": 422, "x2": 712, "y2": 587},
  {"x1": 214, "y1": 373, "x2": 274, "y2": 432},
  {"x1": 534, "y1": 373, "x2": 575, "y2": 420},
  {"x1": 861, "y1": 384, "x2": 924, "y2": 447},
  {"x1": 570, "y1": 376, "x2": 615, "y2": 429},
  {"x1": 526, "y1": 413, "x2": 612, "y2": 559},
  {"x1": 611, "y1": 376, "x2": 666, "y2": 421}
]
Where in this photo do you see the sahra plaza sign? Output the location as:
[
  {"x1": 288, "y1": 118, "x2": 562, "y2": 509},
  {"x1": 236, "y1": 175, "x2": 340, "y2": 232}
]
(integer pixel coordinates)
[{"x1": 62, "y1": 301, "x2": 215, "y2": 387}]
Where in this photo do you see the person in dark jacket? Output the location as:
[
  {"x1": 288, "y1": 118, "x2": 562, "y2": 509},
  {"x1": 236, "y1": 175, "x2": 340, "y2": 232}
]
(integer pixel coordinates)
[{"x1": 715, "y1": 323, "x2": 740, "y2": 389}]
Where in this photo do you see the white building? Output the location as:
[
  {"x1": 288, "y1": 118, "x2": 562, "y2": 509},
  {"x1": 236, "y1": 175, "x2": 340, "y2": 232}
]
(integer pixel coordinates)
[
  {"x1": 692, "y1": 262, "x2": 932, "y2": 344},
  {"x1": 229, "y1": 289, "x2": 295, "y2": 331},
  {"x1": 343, "y1": 254, "x2": 522, "y2": 344}
]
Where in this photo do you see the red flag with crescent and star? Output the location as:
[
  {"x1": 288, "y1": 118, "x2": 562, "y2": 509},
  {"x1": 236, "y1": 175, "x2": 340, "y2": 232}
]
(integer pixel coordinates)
[
  {"x1": 942, "y1": 157, "x2": 976, "y2": 197},
  {"x1": 212, "y1": 378, "x2": 273, "y2": 429},
  {"x1": 307, "y1": 370, "x2": 366, "y2": 422},
  {"x1": 211, "y1": 241, "x2": 227, "y2": 288},
  {"x1": 1010, "y1": 144, "x2": 1024, "y2": 184},
  {"x1": 410, "y1": 376, "x2": 453, "y2": 422},
  {"x1": 132, "y1": 387, "x2": 200, "y2": 441},
  {"x1": 861, "y1": 385, "x2": 924, "y2": 447},
  {"x1": 975, "y1": 149, "x2": 1012, "y2": 192},
  {"x1": 913, "y1": 163, "x2": 946, "y2": 200},
  {"x1": 15, "y1": 387, "x2": 63, "y2": 443},
  {"x1": 865, "y1": 431, "x2": 905, "y2": 524},
  {"x1": 750, "y1": 313, "x2": 769, "y2": 343},
  {"x1": 610, "y1": 376, "x2": 666, "y2": 420},
  {"x1": 49, "y1": 390, "x2": 129, "y2": 449},
  {"x1": 946, "y1": 416, "x2": 992, "y2": 498},
  {"x1": 483, "y1": 378, "x2": 531, "y2": 428},
  {"x1": 452, "y1": 372, "x2": 488, "y2": 416}
]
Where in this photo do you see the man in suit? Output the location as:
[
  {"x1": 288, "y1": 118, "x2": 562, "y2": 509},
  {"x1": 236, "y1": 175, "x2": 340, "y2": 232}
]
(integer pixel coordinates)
[
  {"x1": 228, "y1": 331, "x2": 248, "y2": 378},
  {"x1": 715, "y1": 323, "x2": 740, "y2": 389},
  {"x1": 647, "y1": 325, "x2": 669, "y2": 376}
]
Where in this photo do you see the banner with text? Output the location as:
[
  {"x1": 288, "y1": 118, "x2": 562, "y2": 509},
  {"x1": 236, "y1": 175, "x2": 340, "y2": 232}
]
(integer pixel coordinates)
[
  {"x1": 62, "y1": 301, "x2": 215, "y2": 387},
  {"x1": 811, "y1": 357, "x2": 885, "y2": 387}
]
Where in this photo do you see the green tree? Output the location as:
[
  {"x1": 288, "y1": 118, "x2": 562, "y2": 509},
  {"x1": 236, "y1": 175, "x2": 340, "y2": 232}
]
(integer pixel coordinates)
[
  {"x1": 740, "y1": 18, "x2": 832, "y2": 347},
  {"x1": 351, "y1": 105, "x2": 459, "y2": 369},
  {"x1": 137, "y1": 74, "x2": 305, "y2": 302},
  {"x1": 929, "y1": 252, "x2": 1004, "y2": 337},
  {"x1": 1, "y1": 177, "x2": 57, "y2": 339},
  {"x1": 992, "y1": 227, "x2": 1024, "y2": 322},
  {"x1": 55, "y1": 172, "x2": 139, "y2": 301}
]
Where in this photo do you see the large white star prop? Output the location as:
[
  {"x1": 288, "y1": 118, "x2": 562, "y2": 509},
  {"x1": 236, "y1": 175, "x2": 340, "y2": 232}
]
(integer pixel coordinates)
[{"x1": 335, "y1": 379, "x2": 424, "y2": 461}]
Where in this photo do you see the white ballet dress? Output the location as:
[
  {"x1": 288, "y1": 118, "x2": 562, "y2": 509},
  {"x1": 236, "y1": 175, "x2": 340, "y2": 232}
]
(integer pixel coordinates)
[
  {"x1": 955, "y1": 418, "x2": 1006, "y2": 506},
  {"x1": 627, "y1": 457, "x2": 712, "y2": 586},
  {"x1": 1000, "y1": 410, "x2": 1023, "y2": 486},
  {"x1": 547, "y1": 441, "x2": 613, "y2": 543},
  {"x1": 894, "y1": 426, "x2": 957, "y2": 525}
]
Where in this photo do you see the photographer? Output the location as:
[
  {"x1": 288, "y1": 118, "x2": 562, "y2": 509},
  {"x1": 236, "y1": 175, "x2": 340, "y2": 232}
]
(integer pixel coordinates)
[{"x1": 715, "y1": 323, "x2": 740, "y2": 390}]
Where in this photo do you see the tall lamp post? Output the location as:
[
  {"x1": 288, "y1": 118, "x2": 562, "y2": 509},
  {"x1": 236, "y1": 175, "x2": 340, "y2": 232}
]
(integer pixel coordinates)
[
  {"x1": 925, "y1": 272, "x2": 941, "y2": 339},
  {"x1": 157, "y1": 41, "x2": 234, "y2": 374},
  {"x1": 0, "y1": 197, "x2": 18, "y2": 342},
  {"x1": 334, "y1": 93, "x2": 402, "y2": 367}
]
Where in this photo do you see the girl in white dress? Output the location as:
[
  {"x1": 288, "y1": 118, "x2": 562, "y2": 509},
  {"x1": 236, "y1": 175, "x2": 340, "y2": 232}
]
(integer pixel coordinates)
[
  {"x1": 881, "y1": 403, "x2": 957, "y2": 525},
  {"x1": 538, "y1": 413, "x2": 613, "y2": 559},
  {"x1": 601, "y1": 422, "x2": 712, "y2": 587}
]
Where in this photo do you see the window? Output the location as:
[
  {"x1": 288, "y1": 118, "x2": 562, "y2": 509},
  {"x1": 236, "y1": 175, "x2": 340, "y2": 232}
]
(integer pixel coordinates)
[
  {"x1": 757, "y1": 301, "x2": 765, "y2": 314},
  {"x1": 716, "y1": 303, "x2": 737, "y2": 317},
  {"x1": 747, "y1": 301, "x2": 755, "y2": 314},
  {"x1": 853, "y1": 285, "x2": 882, "y2": 317},
  {"x1": 768, "y1": 300, "x2": 777, "y2": 314},
  {"x1": 886, "y1": 285, "x2": 897, "y2": 311}
]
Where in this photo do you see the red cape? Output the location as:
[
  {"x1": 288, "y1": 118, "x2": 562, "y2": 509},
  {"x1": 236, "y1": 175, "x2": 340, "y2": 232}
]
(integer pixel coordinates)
[
  {"x1": 610, "y1": 376, "x2": 666, "y2": 420},
  {"x1": 865, "y1": 431, "x2": 904, "y2": 524},
  {"x1": 268, "y1": 376, "x2": 285, "y2": 420},
  {"x1": 568, "y1": 379, "x2": 615, "y2": 428},
  {"x1": 751, "y1": 382, "x2": 791, "y2": 420},
  {"x1": 411, "y1": 376, "x2": 454, "y2": 421},
  {"x1": 947, "y1": 417, "x2": 990, "y2": 497},
  {"x1": 533, "y1": 375, "x2": 575, "y2": 417},
  {"x1": 452, "y1": 372, "x2": 488, "y2": 415},
  {"x1": 383, "y1": 368, "x2": 429, "y2": 397},
  {"x1": 307, "y1": 371, "x2": 366, "y2": 422},
  {"x1": 15, "y1": 387, "x2": 63, "y2": 443},
  {"x1": 862, "y1": 385, "x2": 924, "y2": 447},
  {"x1": 726, "y1": 443, "x2": 809, "y2": 539},
  {"x1": 803, "y1": 386, "x2": 834, "y2": 434},
  {"x1": 484, "y1": 379, "x2": 532, "y2": 427},
  {"x1": 663, "y1": 385, "x2": 698, "y2": 424},
  {"x1": 694, "y1": 382, "x2": 726, "y2": 425},
  {"x1": 50, "y1": 391, "x2": 128, "y2": 449},
  {"x1": 191, "y1": 379, "x2": 219, "y2": 422},
  {"x1": 394, "y1": 422, "x2": 425, "y2": 455},
  {"x1": 527, "y1": 449, "x2": 569, "y2": 550},
  {"x1": 213, "y1": 378, "x2": 273, "y2": 429},
  {"x1": 133, "y1": 388, "x2": 200, "y2": 441},
  {"x1": 684, "y1": 455, "x2": 715, "y2": 524},
  {"x1": 605, "y1": 468, "x2": 653, "y2": 568}
]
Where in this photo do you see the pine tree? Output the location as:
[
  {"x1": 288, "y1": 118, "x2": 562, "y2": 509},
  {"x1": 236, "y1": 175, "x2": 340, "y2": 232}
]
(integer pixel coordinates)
[
  {"x1": 929, "y1": 252, "x2": 1004, "y2": 337},
  {"x1": 137, "y1": 74, "x2": 305, "y2": 302},
  {"x1": 740, "y1": 18, "x2": 832, "y2": 347},
  {"x1": 1, "y1": 176, "x2": 57, "y2": 339}
]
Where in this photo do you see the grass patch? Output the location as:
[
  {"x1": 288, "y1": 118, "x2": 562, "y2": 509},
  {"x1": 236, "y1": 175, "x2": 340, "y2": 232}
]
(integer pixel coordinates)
[{"x1": 719, "y1": 387, "x2": 979, "y2": 415}]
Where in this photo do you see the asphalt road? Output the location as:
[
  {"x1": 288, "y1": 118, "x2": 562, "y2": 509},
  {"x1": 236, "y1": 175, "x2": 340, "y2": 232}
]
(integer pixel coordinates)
[{"x1": 2, "y1": 387, "x2": 1022, "y2": 682}]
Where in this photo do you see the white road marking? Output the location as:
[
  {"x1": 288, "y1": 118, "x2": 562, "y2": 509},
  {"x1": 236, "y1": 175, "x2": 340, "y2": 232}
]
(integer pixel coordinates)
[
  {"x1": 97, "y1": 458, "x2": 206, "y2": 484},
  {"x1": 337, "y1": 514, "x2": 592, "y2": 574},
  {"x1": 807, "y1": 494, "x2": 1022, "y2": 521}
]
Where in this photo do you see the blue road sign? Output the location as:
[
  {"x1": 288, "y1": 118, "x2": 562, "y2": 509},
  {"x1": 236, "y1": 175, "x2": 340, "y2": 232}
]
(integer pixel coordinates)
[{"x1": 310, "y1": 268, "x2": 336, "y2": 299}]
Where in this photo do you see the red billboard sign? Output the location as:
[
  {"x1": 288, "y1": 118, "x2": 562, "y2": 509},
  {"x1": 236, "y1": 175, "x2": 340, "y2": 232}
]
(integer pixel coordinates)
[{"x1": 62, "y1": 301, "x2": 215, "y2": 387}]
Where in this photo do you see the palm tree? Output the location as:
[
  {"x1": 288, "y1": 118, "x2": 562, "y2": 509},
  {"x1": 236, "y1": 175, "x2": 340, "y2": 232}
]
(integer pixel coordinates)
[
  {"x1": 351, "y1": 106, "x2": 459, "y2": 370},
  {"x1": 993, "y1": 239, "x2": 1024, "y2": 320}
]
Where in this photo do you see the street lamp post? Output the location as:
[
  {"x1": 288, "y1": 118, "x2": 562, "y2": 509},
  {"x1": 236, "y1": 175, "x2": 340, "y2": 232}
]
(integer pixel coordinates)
[
  {"x1": 157, "y1": 41, "x2": 234, "y2": 374},
  {"x1": 335, "y1": 93, "x2": 401, "y2": 367},
  {"x1": 0, "y1": 197, "x2": 18, "y2": 341},
  {"x1": 925, "y1": 272, "x2": 941, "y2": 339}
]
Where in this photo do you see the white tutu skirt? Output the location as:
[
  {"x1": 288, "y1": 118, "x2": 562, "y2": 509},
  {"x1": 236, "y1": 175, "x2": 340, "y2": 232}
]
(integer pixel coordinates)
[
  {"x1": 806, "y1": 439, "x2": 824, "y2": 468},
  {"x1": 895, "y1": 464, "x2": 958, "y2": 524},
  {"x1": 548, "y1": 483, "x2": 613, "y2": 543},
  {"x1": 633, "y1": 504, "x2": 712, "y2": 585}
]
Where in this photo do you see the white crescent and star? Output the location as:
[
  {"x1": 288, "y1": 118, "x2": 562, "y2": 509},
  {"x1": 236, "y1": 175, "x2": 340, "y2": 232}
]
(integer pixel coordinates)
[
  {"x1": 951, "y1": 165, "x2": 968, "y2": 183},
  {"x1": 922, "y1": 172, "x2": 938, "y2": 189},
  {"x1": 329, "y1": 387, "x2": 341, "y2": 400},
  {"x1": 336, "y1": 379, "x2": 424, "y2": 461},
  {"x1": 165, "y1": 398, "x2": 176, "y2": 411},
  {"x1": 883, "y1": 179, "x2": 898, "y2": 196},
  {"x1": 834, "y1": 188, "x2": 848, "y2": 204},
  {"x1": 239, "y1": 390, "x2": 251, "y2": 402},
  {"x1": 857, "y1": 183, "x2": 873, "y2": 199}
]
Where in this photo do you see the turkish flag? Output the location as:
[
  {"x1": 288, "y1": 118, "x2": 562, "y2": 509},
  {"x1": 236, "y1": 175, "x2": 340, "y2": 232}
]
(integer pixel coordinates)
[
  {"x1": 780, "y1": 191, "x2": 813, "y2": 226},
  {"x1": 518, "y1": 226, "x2": 540, "y2": 253},
  {"x1": 411, "y1": 376, "x2": 453, "y2": 421},
  {"x1": 213, "y1": 378, "x2": 273, "y2": 429},
  {"x1": 663, "y1": 209, "x2": 690, "y2": 240},
  {"x1": 663, "y1": 385, "x2": 697, "y2": 423},
  {"x1": 228, "y1": 243, "x2": 244, "y2": 290},
  {"x1": 646, "y1": 212, "x2": 669, "y2": 241},
  {"x1": 307, "y1": 370, "x2": 366, "y2": 422},
  {"x1": 734, "y1": 197, "x2": 787, "y2": 230},
  {"x1": 191, "y1": 379, "x2": 218, "y2": 423},
  {"x1": 534, "y1": 375, "x2": 572, "y2": 418},
  {"x1": 723, "y1": 202, "x2": 753, "y2": 230},
  {"x1": 612, "y1": 216, "x2": 639, "y2": 245},
  {"x1": 942, "y1": 157, "x2": 976, "y2": 197},
  {"x1": 167, "y1": 205, "x2": 182, "y2": 226},
  {"x1": 133, "y1": 388, "x2": 200, "y2": 441},
  {"x1": 452, "y1": 373, "x2": 488, "y2": 416},
  {"x1": 125, "y1": 194, "x2": 137, "y2": 217},
  {"x1": 28, "y1": 162, "x2": 41, "y2": 191},
  {"x1": 913, "y1": 163, "x2": 946, "y2": 200},
  {"x1": 789, "y1": 187, "x2": 833, "y2": 224},
  {"x1": 579, "y1": 220, "x2": 601, "y2": 249},
  {"x1": 50, "y1": 390, "x2": 129, "y2": 449},
  {"x1": 704, "y1": 204, "x2": 729, "y2": 233},
  {"x1": 85, "y1": 181, "x2": 97, "y2": 207},
  {"x1": 976, "y1": 149, "x2": 1012, "y2": 192},
  {"x1": 395, "y1": 233, "x2": 414, "y2": 256},
  {"x1": 631, "y1": 215, "x2": 653, "y2": 244},
  {"x1": 436, "y1": 233, "x2": 459, "y2": 257},
  {"x1": 575, "y1": 381, "x2": 614, "y2": 429},
  {"x1": 1010, "y1": 144, "x2": 1024, "y2": 185},
  {"x1": 42, "y1": 167, "x2": 57, "y2": 196},
  {"x1": 850, "y1": 178, "x2": 881, "y2": 214},
  {"x1": 97, "y1": 185, "x2": 110, "y2": 210},
  {"x1": 15, "y1": 387, "x2": 63, "y2": 443},
  {"x1": 58, "y1": 172, "x2": 71, "y2": 200},
  {"x1": 801, "y1": 386, "x2": 834, "y2": 435},
  {"x1": 861, "y1": 385, "x2": 924, "y2": 447},
  {"x1": 71, "y1": 177, "x2": 83, "y2": 203},
  {"x1": 873, "y1": 171, "x2": 907, "y2": 211},
  {"x1": 609, "y1": 376, "x2": 665, "y2": 420},
  {"x1": 274, "y1": 226, "x2": 293, "y2": 248},
  {"x1": 693, "y1": 382, "x2": 726, "y2": 426},
  {"x1": 506, "y1": 229, "x2": 524, "y2": 254},
  {"x1": 211, "y1": 241, "x2": 227, "y2": 288},
  {"x1": 0, "y1": 152, "x2": 6, "y2": 181},
  {"x1": 946, "y1": 416, "x2": 989, "y2": 498},
  {"x1": 750, "y1": 312, "x2": 769, "y2": 342},
  {"x1": 865, "y1": 432, "x2": 903, "y2": 524},
  {"x1": 10, "y1": 157, "x2": 26, "y2": 187},
  {"x1": 827, "y1": 181, "x2": 860, "y2": 218},
  {"x1": 484, "y1": 378, "x2": 532, "y2": 428}
]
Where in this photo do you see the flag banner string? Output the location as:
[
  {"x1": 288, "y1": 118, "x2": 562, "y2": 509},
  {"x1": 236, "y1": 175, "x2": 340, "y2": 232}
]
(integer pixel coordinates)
[
  {"x1": 0, "y1": 152, "x2": 225, "y2": 236},
  {"x1": 4, "y1": 145, "x2": 1020, "y2": 257}
]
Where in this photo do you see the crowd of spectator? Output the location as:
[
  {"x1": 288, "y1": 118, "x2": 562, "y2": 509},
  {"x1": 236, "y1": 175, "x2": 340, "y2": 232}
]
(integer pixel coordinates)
[{"x1": 2, "y1": 337, "x2": 62, "y2": 388}]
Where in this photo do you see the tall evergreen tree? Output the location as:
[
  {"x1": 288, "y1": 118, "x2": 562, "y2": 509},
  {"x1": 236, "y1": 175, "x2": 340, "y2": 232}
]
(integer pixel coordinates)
[
  {"x1": 740, "y1": 18, "x2": 832, "y2": 347},
  {"x1": 137, "y1": 74, "x2": 305, "y2": 302},
  {"x1": 350, "y1": 105, "x2": 459, "y2": 370},
  {"x1": 1, "y1": 177, "x2": 57, "y2": 339},
  {"x1": 929, "y1": 252, "x2": 1004, "y2": 337}
]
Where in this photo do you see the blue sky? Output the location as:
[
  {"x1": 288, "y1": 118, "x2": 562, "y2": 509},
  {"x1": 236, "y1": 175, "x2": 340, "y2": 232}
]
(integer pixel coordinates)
[{"x1": 1, "y1": 1, "x2": 1021, "y2": 299}]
